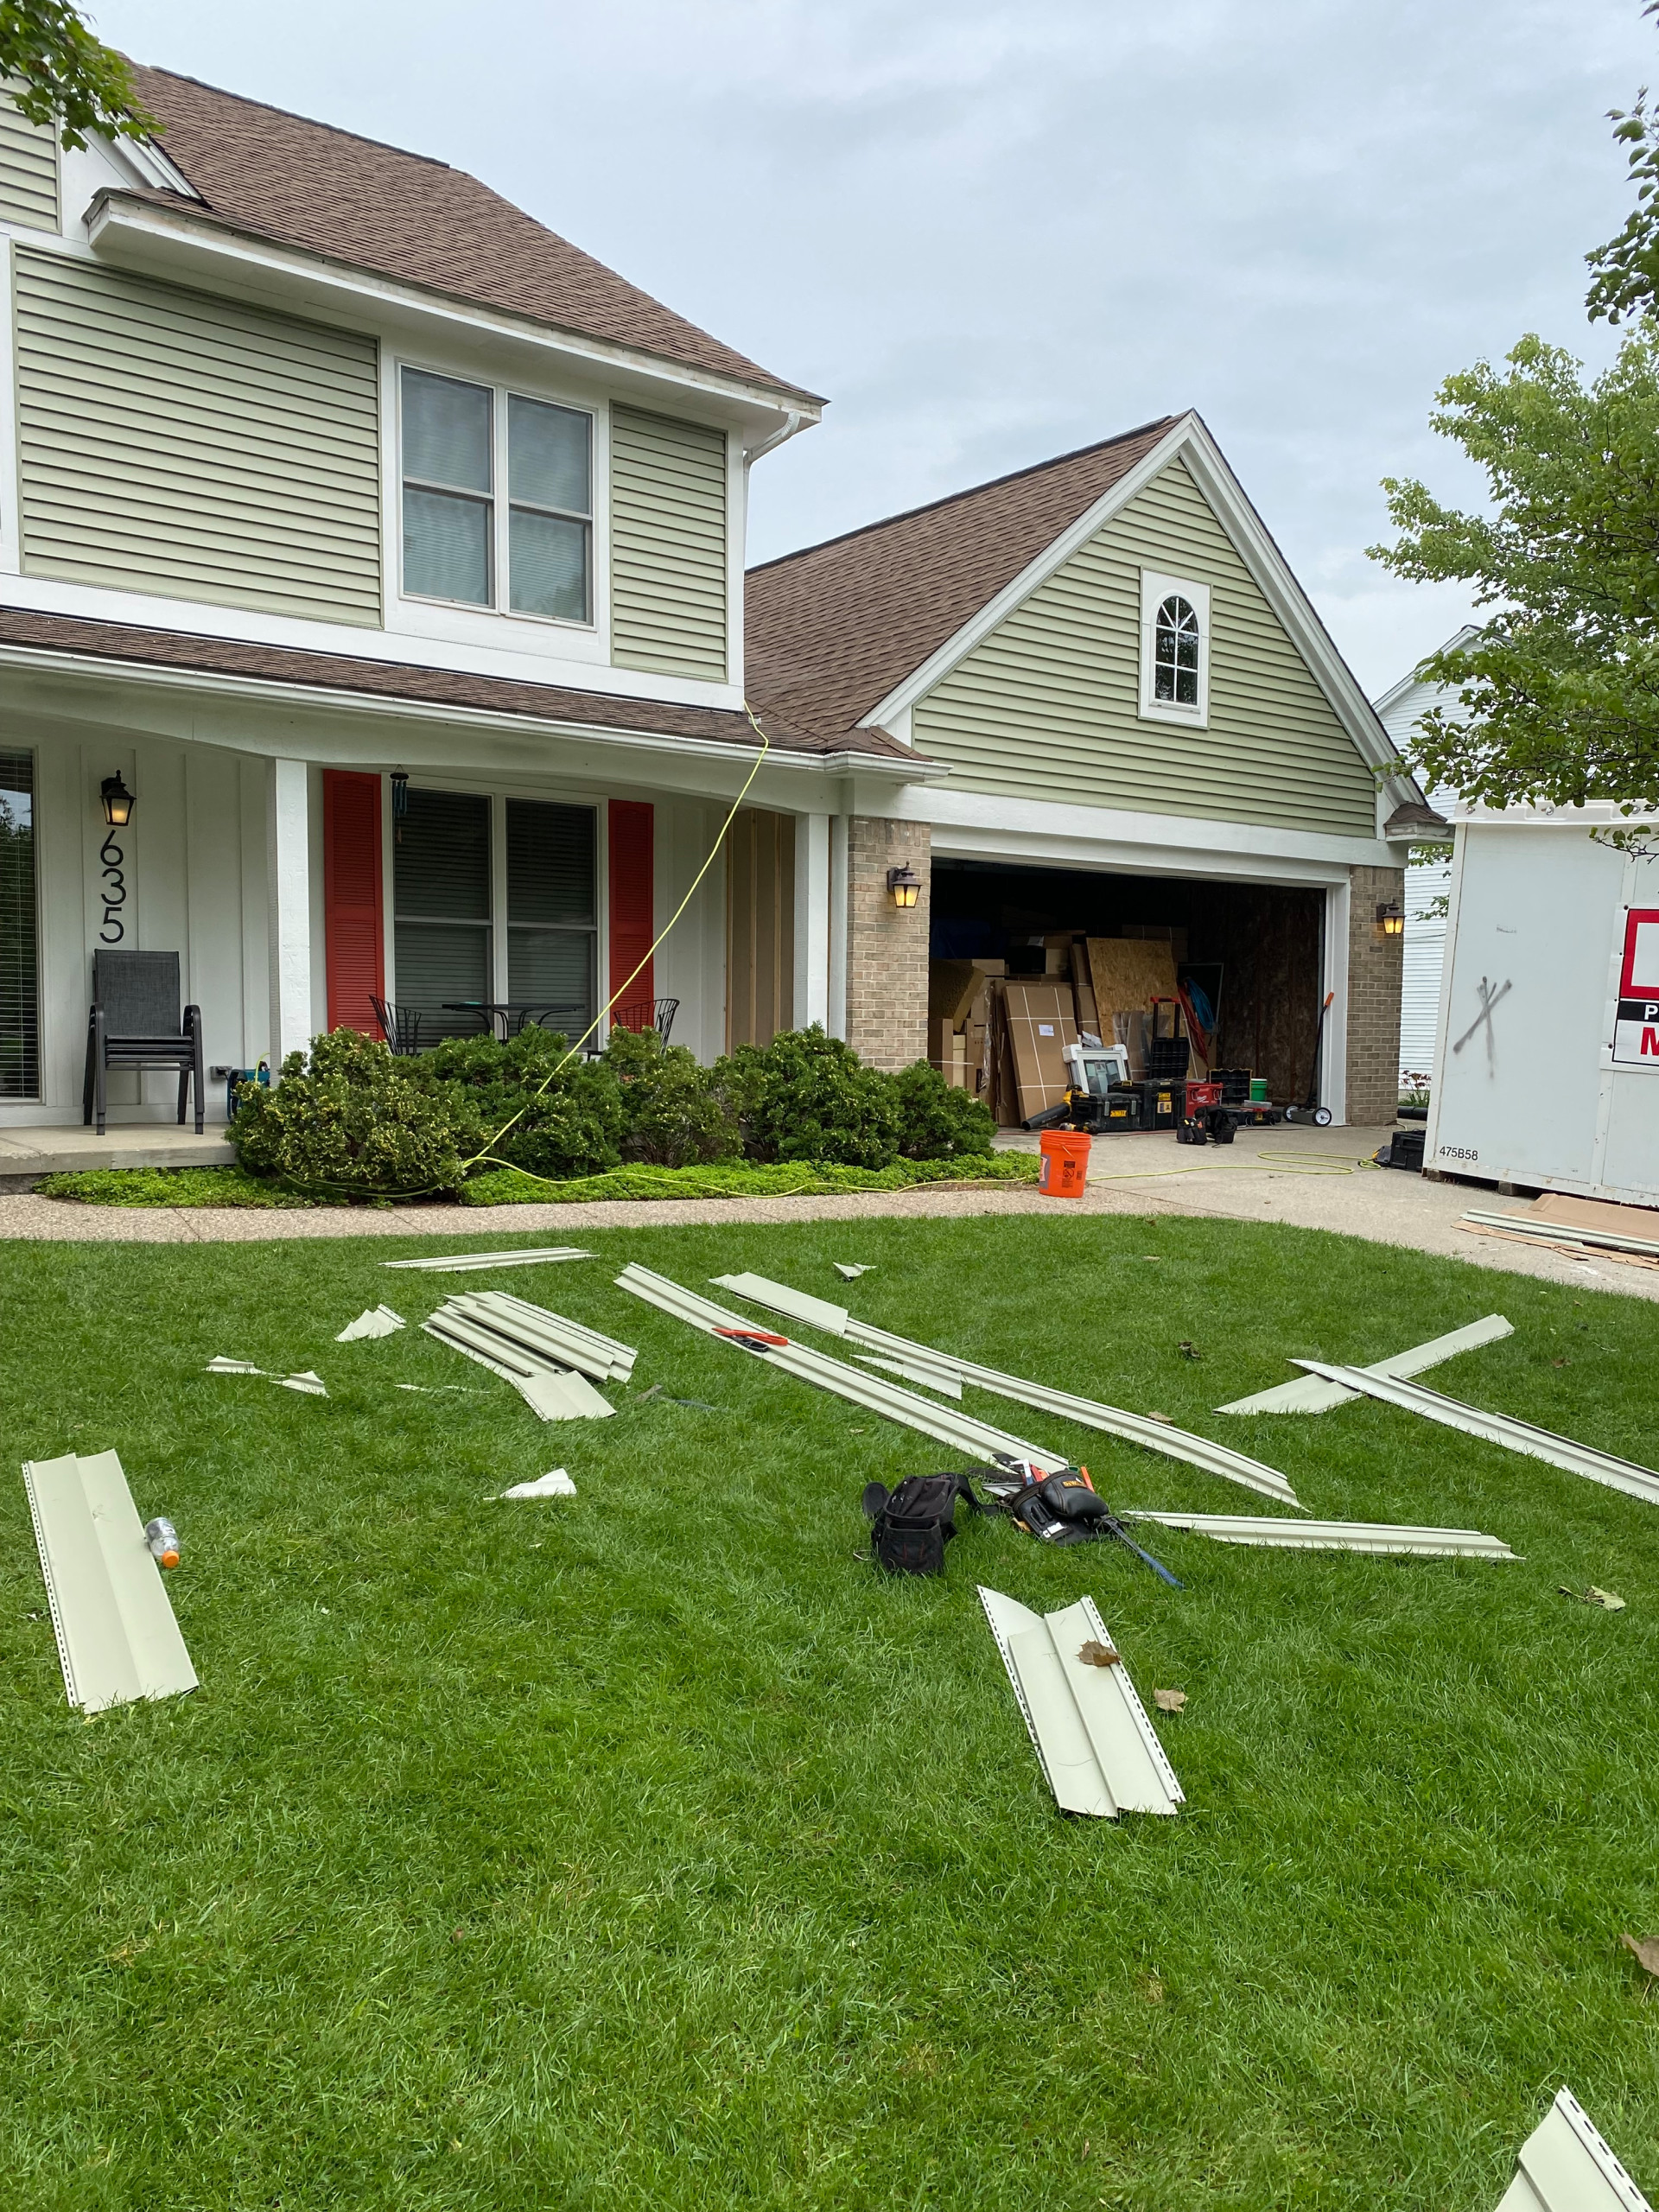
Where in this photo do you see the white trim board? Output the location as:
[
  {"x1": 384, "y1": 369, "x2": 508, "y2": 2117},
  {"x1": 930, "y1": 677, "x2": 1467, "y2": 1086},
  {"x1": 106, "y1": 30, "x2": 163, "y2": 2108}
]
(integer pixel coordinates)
[
  {"x1": 1217, "y1": 1314, "x2": 1513, "y2": 1415},
  {"x1": 978, "y1": 1586, "x2": 1182, "y2": 1818},
  {"x1": 858, "y1": 411, "x2": 1421, "y2": 815},
  {"x1": 22, "y1": 1450, "x2": 197, "y2": 1711}
]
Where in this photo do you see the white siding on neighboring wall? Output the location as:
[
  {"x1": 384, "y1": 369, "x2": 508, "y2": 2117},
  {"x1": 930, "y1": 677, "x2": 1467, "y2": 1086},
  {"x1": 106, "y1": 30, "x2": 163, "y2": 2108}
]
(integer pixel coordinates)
[{"x1": 11, "y1": 730, "x2": 272, "y2": 1123}]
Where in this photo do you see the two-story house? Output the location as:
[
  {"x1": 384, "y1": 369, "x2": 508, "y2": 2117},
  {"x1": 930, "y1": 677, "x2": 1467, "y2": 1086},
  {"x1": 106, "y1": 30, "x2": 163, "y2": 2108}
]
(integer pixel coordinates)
[{"x1": 0, "y1": 66, "x2": 1422, "y2": 1149}]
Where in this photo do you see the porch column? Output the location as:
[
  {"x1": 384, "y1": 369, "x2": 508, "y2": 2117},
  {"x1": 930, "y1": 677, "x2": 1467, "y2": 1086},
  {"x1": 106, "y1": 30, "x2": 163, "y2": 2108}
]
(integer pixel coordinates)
[
  {"x1": 827, "y1": 811, "x2": 849, "y2": 1039},
  {"x1": 267, "y1": 758, "x2": 312, "y2": 1069},
  {"x1": 844, "y1": 817, "x2": 930, "y2": 1071},
  {"x1": 793, "y1": 810, "x2": 830, "y2": 1031}
]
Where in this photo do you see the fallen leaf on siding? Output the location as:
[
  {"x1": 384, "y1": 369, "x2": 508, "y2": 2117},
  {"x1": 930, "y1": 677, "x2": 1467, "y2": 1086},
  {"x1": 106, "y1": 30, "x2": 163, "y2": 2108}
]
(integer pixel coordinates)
[{"x1": 1077, "y1": 1640, "x2": 1121, "y2": 1669}]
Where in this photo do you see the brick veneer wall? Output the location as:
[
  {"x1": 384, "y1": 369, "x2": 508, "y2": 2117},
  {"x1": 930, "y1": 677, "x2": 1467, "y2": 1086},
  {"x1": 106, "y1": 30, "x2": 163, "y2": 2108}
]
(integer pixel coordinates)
[
  {"x1": 844, "y1": 817, "x2": 931, "y2": 1070},
  {"x1": 1345, "y1": 864, "x2": 1405, "y2": 1125}
]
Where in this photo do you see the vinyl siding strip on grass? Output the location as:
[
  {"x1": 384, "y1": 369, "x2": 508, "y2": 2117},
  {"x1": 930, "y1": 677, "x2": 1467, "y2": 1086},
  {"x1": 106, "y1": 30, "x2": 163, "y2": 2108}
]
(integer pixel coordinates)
[
  {"x1": 912, "y1": 456, "x2": 1377, "y2": 836},
  {"x1": 610, "y1": 405, "x2": 728, "y2": 680},
  {"x1": 13, "y1": 249, "x2": 382, "y2": 626}
]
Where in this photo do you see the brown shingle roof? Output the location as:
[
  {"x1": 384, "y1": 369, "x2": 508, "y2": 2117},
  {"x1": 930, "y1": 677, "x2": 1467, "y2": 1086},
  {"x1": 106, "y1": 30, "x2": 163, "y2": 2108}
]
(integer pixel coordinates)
[
  {"x1": 121, "y1": 65, "x2": 819, "y2": 404},
  {"x1": 744, "y1": 417, "x2": 1182, "y2": 743},
  {"x1": 0, "y1": 607, "x2": 918, "y2": 766}
]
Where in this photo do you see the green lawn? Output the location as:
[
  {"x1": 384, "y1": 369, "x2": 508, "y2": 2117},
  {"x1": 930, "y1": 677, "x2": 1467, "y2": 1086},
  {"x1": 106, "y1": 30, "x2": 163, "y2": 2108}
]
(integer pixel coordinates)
[{"x1": 2, "y1": 1213, "x2": 1657, "y2": 2211}]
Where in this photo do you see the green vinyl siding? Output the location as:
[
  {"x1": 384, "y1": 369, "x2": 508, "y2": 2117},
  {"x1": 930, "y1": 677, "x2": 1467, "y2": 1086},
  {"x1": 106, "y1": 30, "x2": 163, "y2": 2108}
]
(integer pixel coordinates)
[
  {"x1": 912, "y1": 456, "x2": 1376, "y2": 836},
  {"x1": 610, "y1": 405, "x2": 727, "y2": 680},
  {"x1": 0, "y1": 91, "x2": 58, "y2": 232},
  {"x1": 14, "y1": 249, "x2": 381, "y2": 625}
]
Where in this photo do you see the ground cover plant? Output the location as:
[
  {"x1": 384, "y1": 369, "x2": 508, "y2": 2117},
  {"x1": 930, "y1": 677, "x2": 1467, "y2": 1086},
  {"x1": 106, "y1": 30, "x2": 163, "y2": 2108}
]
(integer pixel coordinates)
[{"x1": 2, "y1": 1214, "x2": 1657, "y2": 2209}]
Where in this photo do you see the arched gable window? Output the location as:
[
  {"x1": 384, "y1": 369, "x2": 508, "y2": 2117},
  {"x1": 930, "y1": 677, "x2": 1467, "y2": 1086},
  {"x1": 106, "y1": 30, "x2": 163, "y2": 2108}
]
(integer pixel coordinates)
[
  {"x1": 1139, "y1": 570, "x2": 1211, "y2": 723},
  {"x1": 1154, "y1": 594, "x2": 1200, "y2": 706}
]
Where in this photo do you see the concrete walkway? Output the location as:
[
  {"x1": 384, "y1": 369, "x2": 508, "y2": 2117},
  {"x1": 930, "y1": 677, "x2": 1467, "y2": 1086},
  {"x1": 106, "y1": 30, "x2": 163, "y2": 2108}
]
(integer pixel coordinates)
[{"x1": 1, "y1": 1121, "x2": 1653, "y2": 1303}]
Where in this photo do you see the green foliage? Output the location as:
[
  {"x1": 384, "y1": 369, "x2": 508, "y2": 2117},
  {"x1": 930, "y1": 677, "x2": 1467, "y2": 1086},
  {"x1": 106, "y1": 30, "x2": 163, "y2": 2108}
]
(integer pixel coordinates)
[
  {"x1": 462, "y1": 1152, "x2": 1039, "y2": 1205},
  {"x1": 605, "y1": 1025, "x2": 741, "y2": 1167},
  {"x1": 2, "y1": 2, "x2": 156, "y2": 147},
  {"x1": 230, "y1": 1029, "x2": 468, "y2": 1197},
  {"x1": 37, "y1": 1164, "x2": 330, "y2": 1207},
  {"x1": 1586, "y1": 3, "x2": 1659, "y2": 326},
  {"x1": 411, "y1": 1027, "x2": 624, "y2": 1183},
  {"x1": 887, "y1": 1059, "x2": 996, "y2": 1160},
  {"x1": 719, "y1": 1027, "x2": 901, "y2": 1167},
  {"x1": 1370, "y1": 327, "x2": 1659, "y2": 817}
]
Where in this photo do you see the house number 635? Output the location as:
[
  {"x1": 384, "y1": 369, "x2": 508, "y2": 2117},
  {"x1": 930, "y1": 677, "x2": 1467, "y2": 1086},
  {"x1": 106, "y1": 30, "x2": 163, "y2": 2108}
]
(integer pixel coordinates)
[{"x1": 99, "y1": 830, "x2": 128, "y2": 944}]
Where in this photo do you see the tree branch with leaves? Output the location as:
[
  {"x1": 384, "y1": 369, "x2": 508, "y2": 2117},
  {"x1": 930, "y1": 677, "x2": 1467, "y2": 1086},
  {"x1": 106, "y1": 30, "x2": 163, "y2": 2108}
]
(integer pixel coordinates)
[{"x1": 1, "y1": 1, "x2": 154, "y2": 149}]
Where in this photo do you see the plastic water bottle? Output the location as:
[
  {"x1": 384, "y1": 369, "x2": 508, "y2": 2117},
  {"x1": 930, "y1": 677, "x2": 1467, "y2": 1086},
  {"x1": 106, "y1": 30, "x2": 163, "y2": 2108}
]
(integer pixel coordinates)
[{"x1": 145, "y1": 1516, "x2": 181, "y2": 1569}]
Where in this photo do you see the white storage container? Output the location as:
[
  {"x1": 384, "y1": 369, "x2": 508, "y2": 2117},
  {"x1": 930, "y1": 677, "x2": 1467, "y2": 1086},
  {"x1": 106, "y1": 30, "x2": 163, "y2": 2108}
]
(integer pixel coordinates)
[{"x1": 1425, "y1": 807, "x2": 1659, "y2": 1204}]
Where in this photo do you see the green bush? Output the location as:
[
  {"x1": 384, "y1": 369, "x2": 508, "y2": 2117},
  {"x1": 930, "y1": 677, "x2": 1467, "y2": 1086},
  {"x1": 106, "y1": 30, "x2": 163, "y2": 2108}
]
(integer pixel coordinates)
[
  {"x1": 412, "y1": 1027, "x2": 624, "y2": 1182},
  {"x1": 605, "y1": 1025, "x2": 741, "y2": 1167},
  {"x1": 230, "y1": 1030, "x2": 468, "y2": 1197},
  {"x1": 888, "y1": 1060, "x2": 996, "y2": 1159},
  {"x1": 719, "y1": 1027, "x2": 901, "y2": 1168}
]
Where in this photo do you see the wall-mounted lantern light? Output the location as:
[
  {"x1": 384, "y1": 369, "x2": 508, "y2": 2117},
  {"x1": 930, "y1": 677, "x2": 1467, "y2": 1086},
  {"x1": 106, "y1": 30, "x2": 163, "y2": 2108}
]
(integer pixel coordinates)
[
  {"x1": 99, "y1": 772, "x2": 136, "y2": 827},
  {"x1": 390, "y1": 769, "x2": 409, "y2": 844},
  {"x1": 887, "y1": 863, "x2": 921, "y2": 911},
  {"x1": 1376, "y1": 900, "x2": 1405, "y2": 939}
]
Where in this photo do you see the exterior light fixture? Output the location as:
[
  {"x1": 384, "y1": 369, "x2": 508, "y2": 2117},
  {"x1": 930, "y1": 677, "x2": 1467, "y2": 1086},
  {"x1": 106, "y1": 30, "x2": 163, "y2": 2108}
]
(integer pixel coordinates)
[
  {"x1": 99, "y1": 772, "x2": 136, "y2": 827},
  {"x1": 390, "y1": 769, "x2": 409, "y2": 844},
  {"x1": 887, "y1": 863, "x2": 922, "y2": 911},
  {"x1": 1376, "y1": 900, "x2": 1404, "y2": 939}
]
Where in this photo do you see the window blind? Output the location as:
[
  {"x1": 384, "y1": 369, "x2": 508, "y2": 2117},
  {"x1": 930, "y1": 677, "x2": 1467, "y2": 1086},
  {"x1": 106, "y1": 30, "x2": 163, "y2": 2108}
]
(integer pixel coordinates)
[
  {"x1": 394, "y1": 787, "x2": 491, "y2": 1038},
  {"x1": 0, "y1": 750, "x2": 38, "y2": 1099}
]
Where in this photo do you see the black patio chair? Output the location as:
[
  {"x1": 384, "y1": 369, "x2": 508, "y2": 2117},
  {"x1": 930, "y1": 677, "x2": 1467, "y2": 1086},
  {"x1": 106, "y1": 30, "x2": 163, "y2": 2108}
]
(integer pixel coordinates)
[
  {"x1": 370, "y1": 996, "x2": 424, "y2": 1055},
  {"x1": 607, "y1": 996, "x2": 679, "y2": 1044},
  {"x1": 82, "y1": 950, "x2": 205, "y2": 1136}
]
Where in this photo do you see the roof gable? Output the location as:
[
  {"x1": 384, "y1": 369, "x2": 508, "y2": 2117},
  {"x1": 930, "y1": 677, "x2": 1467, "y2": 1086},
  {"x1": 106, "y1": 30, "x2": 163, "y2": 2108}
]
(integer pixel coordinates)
[
  {"x1": 122, "y1": 66, "x2": 816, "y2": 402},
  {"x1": 744, "y1": 418, "x2": 1179, "y2": 743}
]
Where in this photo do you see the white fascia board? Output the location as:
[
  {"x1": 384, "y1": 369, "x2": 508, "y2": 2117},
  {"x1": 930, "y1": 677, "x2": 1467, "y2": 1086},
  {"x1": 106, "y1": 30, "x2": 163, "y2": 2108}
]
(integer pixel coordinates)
[
  {"x1": 1124, "y1": 1512, "x2": 1516, "y2": 1560},
  {"x1": 859, "y1": 411, "x2": 1420, "y2": 811},
  {"x1": 1370, "y1": 624, "x2": 1482, "y2": 724},
  {"x1": 83, "y1": 194, "x2": 822, "y2": 436},
  {"x1": 0, "y1": 640, "x2": 929, "y2": 785},
  {"x1": 899, "y1": 784, "x2": 1396, "y2": 880},
  {"x1": 1294, "y1": 1362, "x2": 1659, "y2": 1508},
  {"x1": 1217, "y1": 1313, "x2": 1513, "y2": 1415}
]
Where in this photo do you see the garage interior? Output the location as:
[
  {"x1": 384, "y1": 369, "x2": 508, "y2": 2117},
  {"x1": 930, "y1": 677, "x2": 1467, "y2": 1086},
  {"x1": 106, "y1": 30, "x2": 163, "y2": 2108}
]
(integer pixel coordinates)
[{"x1": 929, "y1": 858, "x2": 1325, "y2": 1119}]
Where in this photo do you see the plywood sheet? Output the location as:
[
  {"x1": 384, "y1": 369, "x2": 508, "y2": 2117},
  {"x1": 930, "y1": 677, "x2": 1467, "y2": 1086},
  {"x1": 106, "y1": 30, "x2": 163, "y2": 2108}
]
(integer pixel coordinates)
[{"x1": 1087, "y1": 938, "x2": 1179, "y2": 1023}]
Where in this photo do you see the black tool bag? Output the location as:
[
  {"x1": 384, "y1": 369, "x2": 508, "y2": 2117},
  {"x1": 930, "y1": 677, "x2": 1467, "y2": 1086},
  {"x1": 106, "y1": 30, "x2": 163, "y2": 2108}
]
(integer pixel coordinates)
[{"x1": 861, "y1": 1472, "x2": 988, "y2": 1576}]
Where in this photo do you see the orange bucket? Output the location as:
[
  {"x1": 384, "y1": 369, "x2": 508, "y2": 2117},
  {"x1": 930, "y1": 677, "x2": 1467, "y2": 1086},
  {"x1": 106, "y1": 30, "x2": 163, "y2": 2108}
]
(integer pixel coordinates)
[{"x1": 1038, "y1": 1128, "x2": 1091, "y2": 1198}]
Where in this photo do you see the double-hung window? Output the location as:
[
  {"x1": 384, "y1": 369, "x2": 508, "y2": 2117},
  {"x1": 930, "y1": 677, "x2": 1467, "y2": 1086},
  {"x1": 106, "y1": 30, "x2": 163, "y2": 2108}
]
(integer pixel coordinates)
[{"x1": 400, "y1": 368, "x2": 592, "y2": 624}]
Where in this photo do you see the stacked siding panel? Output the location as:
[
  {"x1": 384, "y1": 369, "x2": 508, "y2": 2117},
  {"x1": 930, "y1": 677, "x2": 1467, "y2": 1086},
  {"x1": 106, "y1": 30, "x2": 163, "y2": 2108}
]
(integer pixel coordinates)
[
  {"x1": 913, "y1": 457, "x2": 1376, "y2": 837},
  {"x1": 0, "y1": 92, "x2": 58, "y2": 231},
  {"x1": 13, "y1": 250, "x2": 381, "y2": 623},
  {"x1": 610, "y1": 405, "x2": 728, "y2": 681}
]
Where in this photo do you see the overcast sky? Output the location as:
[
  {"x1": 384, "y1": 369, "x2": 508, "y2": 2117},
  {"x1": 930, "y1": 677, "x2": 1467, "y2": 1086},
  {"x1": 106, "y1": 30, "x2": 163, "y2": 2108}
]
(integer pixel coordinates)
[{"x1": 96, "y1": 0, "x2": 1657, "y2": 695}]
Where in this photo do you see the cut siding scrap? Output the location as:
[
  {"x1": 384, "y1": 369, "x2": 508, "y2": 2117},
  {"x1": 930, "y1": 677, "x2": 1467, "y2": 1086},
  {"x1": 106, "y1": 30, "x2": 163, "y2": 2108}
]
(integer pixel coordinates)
[
  {"x1": 22, "y1": 1452, "x2": 197, "y2": 1713},
  {"x1": 1497, "y1": 2087, "x2": 1653, "y2": 2212},
  {"x1": 1123, "y1": 1512, "x2": 1516, "y2": 1560},
  {"x1": 436, "y1": 1292, "x2": 636, "y2": 1382},
  {"x1": 336, "y1": 1306, "x2": 405, "y2": 1341},
  {"x1": 497, "y1": 1469, "x2": 577, "y2": 1499},
  {"x1": 711, "y1": 1272, "x2": 1301, "y2": 1506},
  {"x1": 619, "y1": 1265, "x2": 1069, "y2": 1470},
  {"x1": 1463, "y1": 1210, "x2": 1659, "y2": 1262},
  {"x1": 423, "y1": 1302, "x2": 615, "y2": 1421},
  {"x1": 1217, "y1": 1313, "x2": 1513, "y2": 1415},
  {"x1": 1295, "y1": 1361, "x2": 1659, "y2": 1509},
  {"x1": 382, "y1": 1247, "x2": 594, "y2": 1273},
  {"x1": 978, "y1": 1586, "x2": 1182, "y2": 1818}
]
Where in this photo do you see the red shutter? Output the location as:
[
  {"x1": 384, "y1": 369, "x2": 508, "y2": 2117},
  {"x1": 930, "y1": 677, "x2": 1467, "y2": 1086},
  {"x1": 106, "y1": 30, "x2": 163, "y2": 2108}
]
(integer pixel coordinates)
[
  {"x1": 323, "y1": 770, "x2": 385, "y2": 1034},
  {"x1": 608, "y1": 800, "x2": 654, "y2": 1020}
]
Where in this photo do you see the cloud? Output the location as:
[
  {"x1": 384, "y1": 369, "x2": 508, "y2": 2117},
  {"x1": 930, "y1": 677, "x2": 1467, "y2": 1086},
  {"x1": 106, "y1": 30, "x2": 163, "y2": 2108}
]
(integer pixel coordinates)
[{"x1": 105, "y1": 0, "x2": 1657, "y2": 689}]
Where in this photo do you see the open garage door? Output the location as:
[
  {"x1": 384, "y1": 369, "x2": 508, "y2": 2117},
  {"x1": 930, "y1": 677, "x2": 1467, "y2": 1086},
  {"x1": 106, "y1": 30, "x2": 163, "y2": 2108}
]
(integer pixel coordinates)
[{"x1": 929, "y1": 857, "x2": 1325, "y2": 1123}]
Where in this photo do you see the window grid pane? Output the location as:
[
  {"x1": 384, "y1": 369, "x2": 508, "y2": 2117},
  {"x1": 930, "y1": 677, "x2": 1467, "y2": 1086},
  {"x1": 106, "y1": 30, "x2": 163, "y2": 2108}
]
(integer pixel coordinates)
[
  {"x1": 508, "y1": 394, "x2": 591, "y2": 516},
  {"x1": 403, "y1": 486, "x2": 492, "y2": 606},
  {"x1": 1154, "y1": 594, "x2": 1201, "y2": 707},
  {"x1": 403, "y1": 368, "x2": 492, "y2": 493},
  {"x1": 509, "y1": 511, "x2": 589, "y2": 621}
]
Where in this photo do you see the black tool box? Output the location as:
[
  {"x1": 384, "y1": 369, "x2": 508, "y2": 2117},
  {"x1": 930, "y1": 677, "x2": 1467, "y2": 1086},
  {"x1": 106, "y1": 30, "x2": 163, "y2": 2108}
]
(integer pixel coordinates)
[{"x1": 1138, "y1": 1079, "x2": 1185, "y2": 1130}]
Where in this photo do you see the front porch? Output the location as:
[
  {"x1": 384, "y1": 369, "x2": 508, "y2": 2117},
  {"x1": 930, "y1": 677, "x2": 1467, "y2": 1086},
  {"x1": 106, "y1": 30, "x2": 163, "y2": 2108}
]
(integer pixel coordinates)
[{"x1": 0, "y1": 1122, "x2": 235, "y2": 1175}]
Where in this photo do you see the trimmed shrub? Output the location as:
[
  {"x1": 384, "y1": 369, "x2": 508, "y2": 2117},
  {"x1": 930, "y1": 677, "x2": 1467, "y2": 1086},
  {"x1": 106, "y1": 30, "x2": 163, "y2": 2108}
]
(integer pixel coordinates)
[
  {"x1": 230, "y1": 1030, "x2": 467, "y2": 1196},
  {"x1": 413, "y1": 1027, "x2": 624, "y2": 1181},
  {"x1": 605, "y1": 1025, "x2": 741, "y2": 1166},
  {"x1": 889, "y1": 1060, "x2": 996, "y2": 1159},
  {"x1": 720, "y1": 1027, "x2": 901, "y2": 1168}
]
